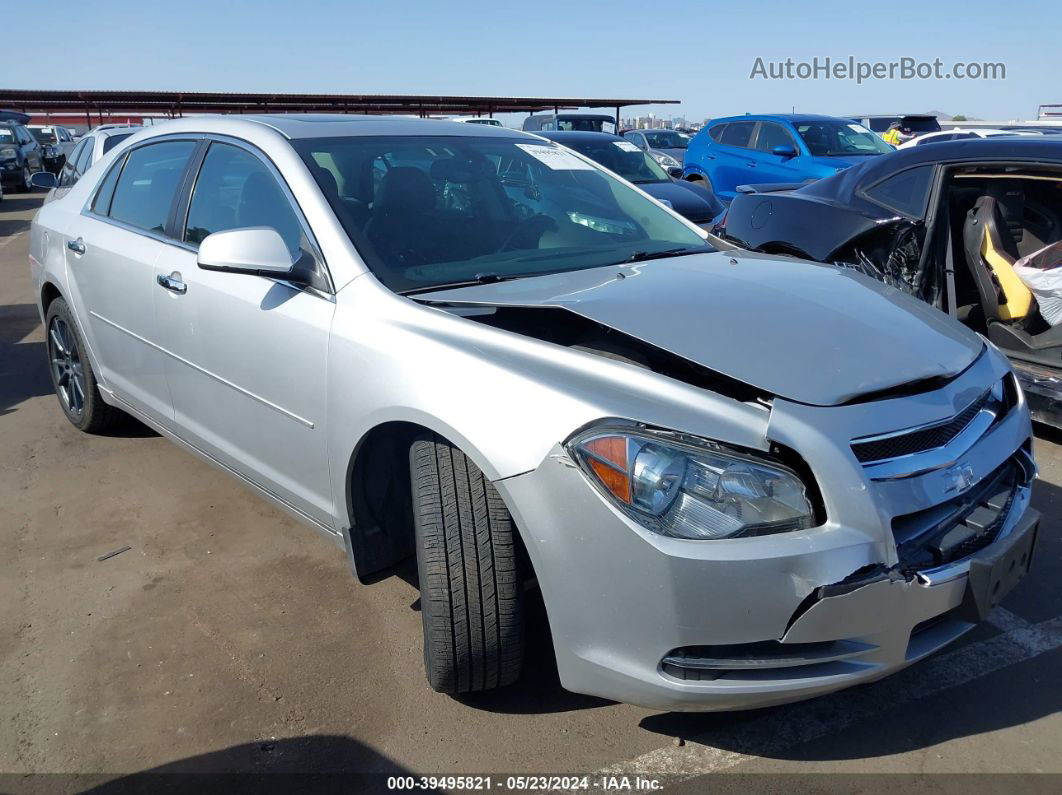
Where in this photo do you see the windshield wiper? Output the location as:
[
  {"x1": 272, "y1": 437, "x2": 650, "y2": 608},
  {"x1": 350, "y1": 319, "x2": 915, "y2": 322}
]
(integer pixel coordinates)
[
  {"x1": 399, "y1": 271, "x2": 533, "y2": 296},
  {"x1": 620, "y1": 246, "x2": 708, "y2": 264}
]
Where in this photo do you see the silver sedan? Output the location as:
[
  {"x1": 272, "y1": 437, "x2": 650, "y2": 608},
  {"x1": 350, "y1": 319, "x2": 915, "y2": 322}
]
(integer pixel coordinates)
[{"x1": 28, "y1": 115, "x2": 1039, "y2": 710}]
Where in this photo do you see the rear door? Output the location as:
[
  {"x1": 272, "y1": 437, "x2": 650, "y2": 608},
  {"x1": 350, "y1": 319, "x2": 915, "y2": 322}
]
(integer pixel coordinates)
[
  {"x1": 712, "y1": 121, "x2": 758, "y2": 199},
  {"x1": 152, "y1": 139, "x2": 336, "y2": 526},
  {"x1": 67, "y1": 137, "x2": 200, "y2": 426}
]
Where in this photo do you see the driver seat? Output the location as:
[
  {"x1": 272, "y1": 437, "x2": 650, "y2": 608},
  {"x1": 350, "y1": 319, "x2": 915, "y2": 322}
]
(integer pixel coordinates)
[{"x1": 961, "y1": 195, "x2": 1034, "y2": 323}]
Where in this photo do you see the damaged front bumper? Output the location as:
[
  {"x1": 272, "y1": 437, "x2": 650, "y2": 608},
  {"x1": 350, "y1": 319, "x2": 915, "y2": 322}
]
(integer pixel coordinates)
[{"x1": 495, "y1": 349, "x2": 1038, "y2": 711}]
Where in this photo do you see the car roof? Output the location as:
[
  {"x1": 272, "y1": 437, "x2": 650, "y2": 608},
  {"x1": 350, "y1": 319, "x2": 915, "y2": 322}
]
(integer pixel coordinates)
[
  {"x1": 846, "y1": 114, "x2": 938, "y2": 119},
  {"x1": 709, "y1": 114, "x2": 852, "y2": 125},
  {"x1": 135, "y1": 114, "x2": 534, "y2": 140}
]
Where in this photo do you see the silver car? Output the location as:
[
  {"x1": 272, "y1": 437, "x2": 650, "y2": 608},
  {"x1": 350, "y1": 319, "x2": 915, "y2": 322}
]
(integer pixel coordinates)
[{"x1": 29, "y1": 115, "x2": 1040, "y2": 710}]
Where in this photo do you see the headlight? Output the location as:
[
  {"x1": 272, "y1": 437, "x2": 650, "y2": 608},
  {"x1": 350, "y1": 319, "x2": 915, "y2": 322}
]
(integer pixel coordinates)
[
  {"x1": 0, "y1": 147, "x2": 17, "y2": 160},
  {"x1": 569, "y1": 427, "x2": 814, "y2": 539},
  {"x1": 652, "y1": 152, "x2": 681, "y2": 168}
]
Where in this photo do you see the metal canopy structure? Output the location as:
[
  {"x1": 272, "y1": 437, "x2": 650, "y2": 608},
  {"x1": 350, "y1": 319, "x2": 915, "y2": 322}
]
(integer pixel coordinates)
[{"x1": 0, "y1": 89, "x2": 678, "y2": 125}]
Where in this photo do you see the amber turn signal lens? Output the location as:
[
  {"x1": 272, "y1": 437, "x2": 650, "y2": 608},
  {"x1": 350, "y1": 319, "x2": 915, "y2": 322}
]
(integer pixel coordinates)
[{"x1": 588, "y1": 457, "x2": 632, "y2": 504}]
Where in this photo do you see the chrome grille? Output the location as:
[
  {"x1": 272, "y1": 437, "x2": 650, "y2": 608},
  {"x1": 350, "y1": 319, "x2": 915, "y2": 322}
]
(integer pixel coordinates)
[{"x1": 851, "y1": 390, "x2": 992, "y2": 464}]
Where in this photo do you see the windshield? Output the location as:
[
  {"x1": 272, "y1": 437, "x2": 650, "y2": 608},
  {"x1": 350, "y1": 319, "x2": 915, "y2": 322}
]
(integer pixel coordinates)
[
  {"x1": 557, "y1": 117, "x2": 617, "y2": 134},
  {"x1": 795, "y1": 121, "x2": 893, "y2": 157},
  {"x1": 294, "y1": 135, "x2": 707, "y2": 294},
  {"x1": 560, "y1": 139, "x2": 670, "y2": 184},
  {"x1": 0, "y1": 128, "x2": 15, "y2": 144},
  {"x1": 30, "y1": 127, "x2": 58, "y2": 144},
  {"x1": 643, "y1": 131, "x2": 690, "y2": 150}
]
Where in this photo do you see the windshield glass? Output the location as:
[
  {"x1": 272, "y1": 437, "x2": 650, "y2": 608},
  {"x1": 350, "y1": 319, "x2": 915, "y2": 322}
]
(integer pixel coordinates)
[
  {"x1": 557, "y1": 117, "x2": 616, "y2": 134},
  {"x1": 294, "y1": 135, "x2": 707, "y2": 294},
  {"x1": 795, "y1": 121, "x2": 894, "y2": 156},
  {"x1": 643, "y1": 131, "x2": 690, "y2": 149},
  {"x1": 29, "y1": 127, "x2": 58, "y2": 144},
  {"x1": 560, "y1": 139, "x2": 670, "y2": 183},
  {"x1": 0, "y1": 128, "x2": 16, "y2": 144}
]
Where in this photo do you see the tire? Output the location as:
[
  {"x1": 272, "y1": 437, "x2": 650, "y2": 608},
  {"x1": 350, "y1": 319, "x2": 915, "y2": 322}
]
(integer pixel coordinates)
[
  {"x1": 410, "y1": 434, "x2": 524, "y2": 693},
  {"x1": 45, "y1": 297, "x2": 122, "y2": 433}
]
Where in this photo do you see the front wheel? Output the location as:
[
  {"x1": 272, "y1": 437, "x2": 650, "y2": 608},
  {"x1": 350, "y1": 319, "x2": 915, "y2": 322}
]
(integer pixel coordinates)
[
  {"x1": 45, "y1": 298, "x2": 121, "y2": 433},
  {"x1": 22, "y1": 166, "x2": 32, "y2": 191},
  {"x1": 410, "y1": 434, "x2": 524, "y2": 694}
]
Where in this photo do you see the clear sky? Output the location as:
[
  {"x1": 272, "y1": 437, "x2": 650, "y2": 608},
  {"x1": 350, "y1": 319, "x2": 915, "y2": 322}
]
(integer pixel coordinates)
[{"x1": 6, "y1": 0, "x2": 1058, "y2": 124}]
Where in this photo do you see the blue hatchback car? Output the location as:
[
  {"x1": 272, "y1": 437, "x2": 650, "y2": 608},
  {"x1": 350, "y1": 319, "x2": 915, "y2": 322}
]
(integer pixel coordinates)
[{"x1": 682, "y1": 114, "x2": 894, "y2": 203}]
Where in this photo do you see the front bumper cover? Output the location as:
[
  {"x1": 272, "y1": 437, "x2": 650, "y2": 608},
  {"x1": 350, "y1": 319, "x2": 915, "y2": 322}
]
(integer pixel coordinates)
[{"x1": 495, "y1": 348, "x2": 1035, "y2": 710}]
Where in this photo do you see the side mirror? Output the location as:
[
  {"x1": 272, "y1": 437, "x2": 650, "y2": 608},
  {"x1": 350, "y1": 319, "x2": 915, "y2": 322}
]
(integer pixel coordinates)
[
  {"x1": 198, "y1": 228, "x2": 296, "y2": 277},
  {"x1": 667, "y1": 166, "x2": 684, "y2": 179},
  {"x1": 771, "y1": 144, "x2": 798, "y2": 159},
  {"x1": 30, "y1": 171, "x2": 57, "y2": 189}
]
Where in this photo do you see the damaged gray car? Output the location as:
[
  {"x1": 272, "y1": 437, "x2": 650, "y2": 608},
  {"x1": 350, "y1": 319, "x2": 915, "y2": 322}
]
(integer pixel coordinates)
[{"x1": 30, "y1": 116, "x2": 1039, "y2": 710}]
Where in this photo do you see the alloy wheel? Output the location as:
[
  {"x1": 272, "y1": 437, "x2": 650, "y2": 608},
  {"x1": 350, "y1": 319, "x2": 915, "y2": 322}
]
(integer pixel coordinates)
[
  {"x1": 48, "y1": 316, "x2": 85, "y2": 415},
  {"x1": 23, "y1": 166, "x2": 32, "y2": 191}
]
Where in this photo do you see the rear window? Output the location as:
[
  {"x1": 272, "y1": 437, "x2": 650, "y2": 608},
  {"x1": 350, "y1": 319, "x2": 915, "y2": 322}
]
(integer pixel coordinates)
[
  {"x1": 719, "y1": 122, "x2": 755, "y2": 148},
  {"x1": 102, "y1": 132, "x2": 134, "y2": 154},
  {"x1": 903, "y1": 117, "x2": 942, "y2": 133},
  {"x1": 864, "y1": 165, "x2": 934, "y2": 217},
  {"x1": 108, "y1": 140, "x2": 197, "y2": 234}
]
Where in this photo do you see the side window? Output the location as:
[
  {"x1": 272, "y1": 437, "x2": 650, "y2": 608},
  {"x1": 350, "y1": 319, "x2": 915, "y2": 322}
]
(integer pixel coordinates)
[
  {"x1": 754, "y1": 122, "x2": 797, "y2": 152},
  {"x1": 864, "y1": 165, "x2": 934, "y2": 217},
  {"x1": 708, "y1": 123, "x2": 727, "y2": 142},
  {"x1": 183, "y1": 142, "x2": 304, "y2": 254},
  {"x1": 719, "y1": 121, "x2": 756, "y2": 149},
  {"x1": 74, "y1": 138, "x2": 95, "y2": 174},
  {"x1": 91, "y1": 154, "x2": 126, "y2": 215},
  {"x1": 59, "y1": 128, "x2": 72, "y2": 143},
  {"x1": 59, "y1": 139, "x2": 88, "y2": 187},
  {"x1": 109, "y1": 140, "x2": 197, "y2": 234}
]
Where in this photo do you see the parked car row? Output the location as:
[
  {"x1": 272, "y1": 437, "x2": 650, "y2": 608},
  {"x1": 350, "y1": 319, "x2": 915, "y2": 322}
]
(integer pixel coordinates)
[
  {"x1": 0, "y1": 111, "x2": 139, "y2": 197},
  {"x1": 28, "y1": 115, "x2": 1041, "y2": 712}
]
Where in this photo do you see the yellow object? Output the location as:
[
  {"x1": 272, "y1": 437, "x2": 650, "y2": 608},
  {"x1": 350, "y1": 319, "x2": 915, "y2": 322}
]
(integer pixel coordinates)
[
  {"x1": 981, "y1": 228, "x2": 1033, "y2": 320},
  {"x1": 882, "y1": 129, "x2": 901, "y2": 146}
]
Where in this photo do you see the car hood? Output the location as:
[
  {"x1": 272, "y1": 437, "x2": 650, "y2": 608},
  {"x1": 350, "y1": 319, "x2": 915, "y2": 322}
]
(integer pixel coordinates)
[
  {"x1": 655, "y1": 147, "x2": 687, "y2": 161},
  {"x1": 638, "y1": 181, "x2": 720, "y2": 222},
  {"x1": 416, "y1": 250, "x2": 983, "y2": 406}
]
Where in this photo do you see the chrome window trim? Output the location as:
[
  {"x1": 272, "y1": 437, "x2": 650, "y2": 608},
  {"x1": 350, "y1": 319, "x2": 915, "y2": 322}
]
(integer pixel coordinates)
[{"x1": 80, "y1": 132, "x2": 335, "y2": 296}]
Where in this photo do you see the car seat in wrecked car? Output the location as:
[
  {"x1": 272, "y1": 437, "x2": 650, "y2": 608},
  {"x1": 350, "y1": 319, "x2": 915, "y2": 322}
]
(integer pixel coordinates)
[{"x1": 962, "y1": 195, "x2": 1034, "y2": 323}]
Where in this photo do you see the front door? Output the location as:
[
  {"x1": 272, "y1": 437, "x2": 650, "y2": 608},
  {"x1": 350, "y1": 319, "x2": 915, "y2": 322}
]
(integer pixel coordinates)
[{"x1": 152, "y1": 140, "x2": 336, "y2": 526}]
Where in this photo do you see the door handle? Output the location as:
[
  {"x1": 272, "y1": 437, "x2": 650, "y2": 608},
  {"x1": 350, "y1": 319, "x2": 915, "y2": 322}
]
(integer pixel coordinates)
[
  {"x1": 67, "y1": 238, "x2": 85, "y2": 255},
  {"x1": 157, "y1": 273, "x2": 187, "y2": 295}
]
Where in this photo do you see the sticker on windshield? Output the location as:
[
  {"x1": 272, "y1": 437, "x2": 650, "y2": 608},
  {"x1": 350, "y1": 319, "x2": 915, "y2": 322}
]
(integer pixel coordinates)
[
  {"x1": 847, "y1": 123, "x2": 871, "y2": 134},
  {"x1": 613, "y1": 141, "x2": 641, "y2": 152},
  {"x1": 515, "y1": 143, "x2": 595, "y2": 170}
]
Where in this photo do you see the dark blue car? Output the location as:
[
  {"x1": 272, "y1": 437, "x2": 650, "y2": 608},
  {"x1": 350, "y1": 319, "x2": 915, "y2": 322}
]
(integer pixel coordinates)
[
  {"x1": 682, "y1": 114, "x2": 894, "y2": 203},
  {"x1": 538, "y1": 131, "x2": 724, "y2": 226}
]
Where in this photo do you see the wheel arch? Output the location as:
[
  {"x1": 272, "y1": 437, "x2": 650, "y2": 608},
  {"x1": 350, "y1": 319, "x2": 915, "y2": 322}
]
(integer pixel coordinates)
[{"x1": 341, "y1": 416, "x2": 520, "y2": 584}]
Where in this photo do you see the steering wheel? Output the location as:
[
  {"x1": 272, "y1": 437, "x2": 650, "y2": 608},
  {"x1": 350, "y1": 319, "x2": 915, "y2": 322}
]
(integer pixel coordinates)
[{"x1": 497, "y1": 214, "x2": 557, "y2": 252}]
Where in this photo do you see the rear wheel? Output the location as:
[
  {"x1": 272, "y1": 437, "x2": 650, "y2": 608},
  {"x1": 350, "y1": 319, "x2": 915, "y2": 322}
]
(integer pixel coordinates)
[
  {"x1": 45, "y1": 298, "x2": 121, "y2": 433},
  {"x1": 410, "y1": 434, "x2": 524, "y2": 693}
]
